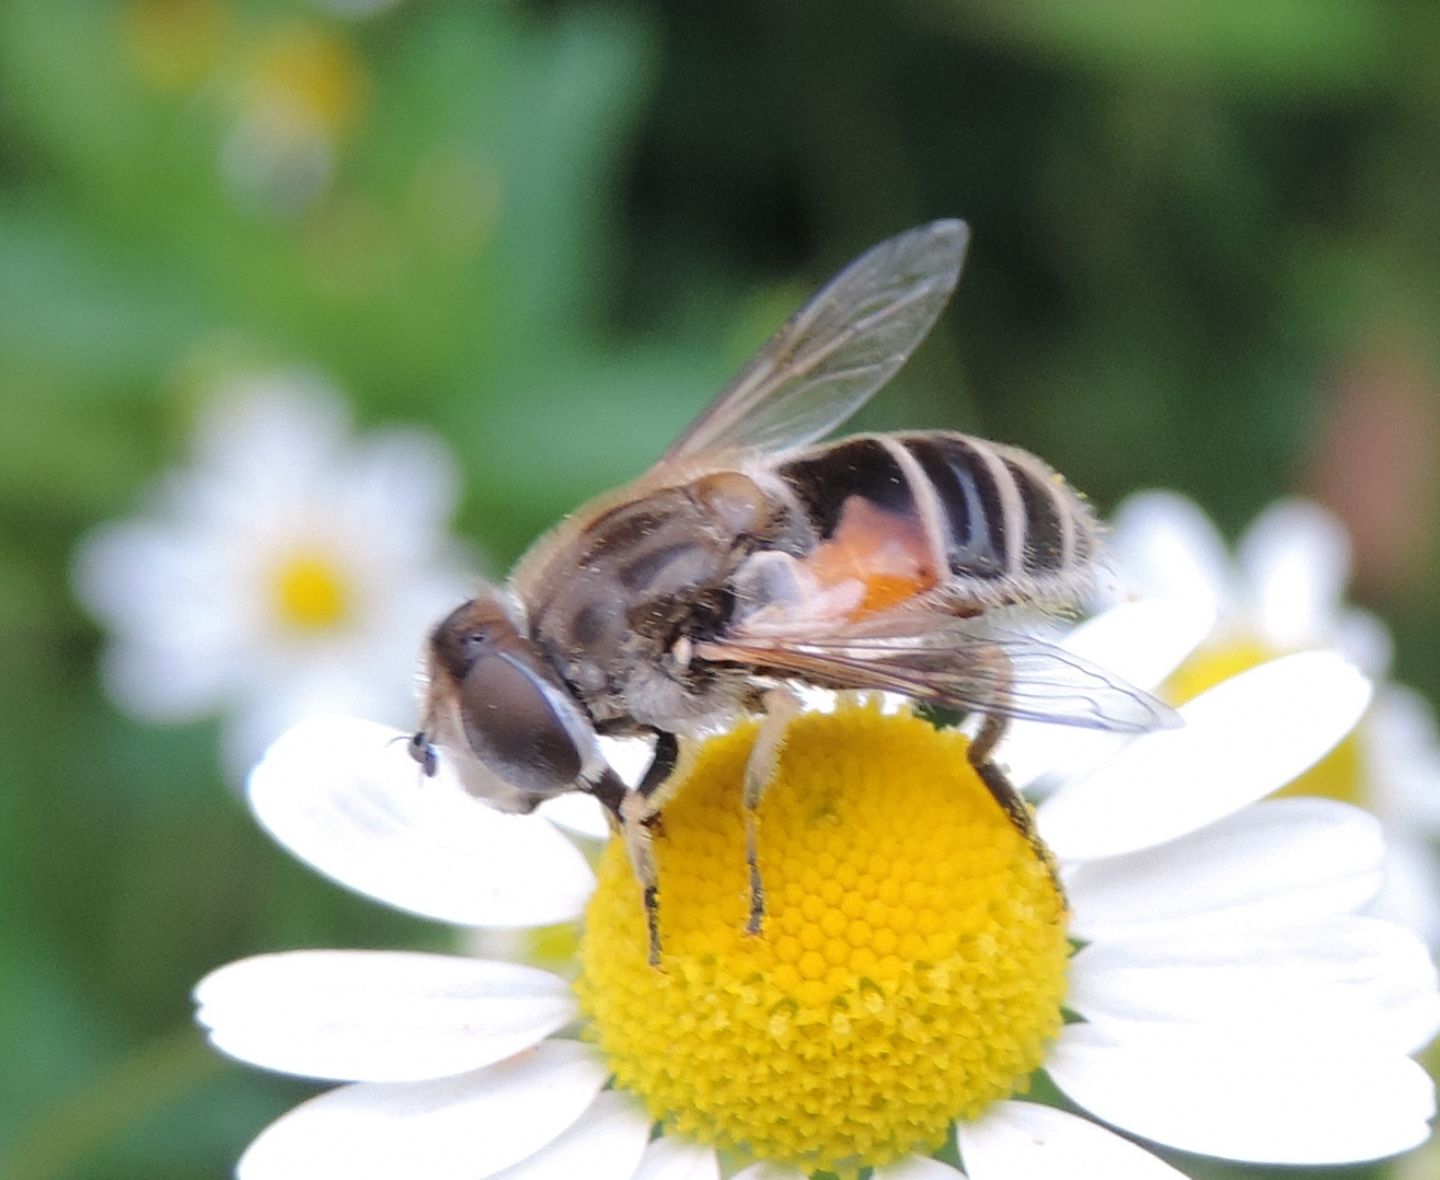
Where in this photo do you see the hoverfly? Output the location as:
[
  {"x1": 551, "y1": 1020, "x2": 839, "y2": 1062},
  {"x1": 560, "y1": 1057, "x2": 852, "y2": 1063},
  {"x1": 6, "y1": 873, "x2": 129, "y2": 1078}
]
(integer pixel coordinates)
[{"x1": 414, "y1": 220, "x2": 1177, "y2": 963}]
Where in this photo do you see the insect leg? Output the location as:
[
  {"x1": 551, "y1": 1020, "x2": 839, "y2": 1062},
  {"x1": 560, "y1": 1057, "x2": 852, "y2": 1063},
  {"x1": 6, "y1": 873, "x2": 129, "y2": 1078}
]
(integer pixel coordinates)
[
  {"x1": 638, "y1": 730, "x2": 680, "y2": 801},
  {"x1": 596, "y1": 733, "x2": 681, "y2": 968},
  {"x1": 968, "y1": 714, "x2": 1065, "y2": 903},
  {"x1": 630, "y1": 731, "x2": 681, "y2": 964},
  {"x1": 616, "y1": 790, "x2": 664, "y2": 966},
  {"x1": 587, "y1": 767, "x2": 627, "y2": 831},
  {"x1": 590, "y1": 766, "x2": 663, "y2": 967},
  {"x1": 743, "y1": 686, "x2": 803, "y2": 935}
]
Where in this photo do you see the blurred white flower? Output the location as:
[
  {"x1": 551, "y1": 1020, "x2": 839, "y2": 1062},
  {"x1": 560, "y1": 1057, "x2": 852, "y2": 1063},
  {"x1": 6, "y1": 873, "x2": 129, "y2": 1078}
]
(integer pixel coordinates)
[
  {"x1": 74, "y1": 371, "x2": 471, "y2": 775},
  {"x1": 1110, "y1": 491, "x2": 1440, "y2": 948},
  {"x1": 221, "y1": 22, "x2": 367, "y2": 215},
  {"x1": 196, "y1": 603, "x2": 1439, "y2": 1178}
]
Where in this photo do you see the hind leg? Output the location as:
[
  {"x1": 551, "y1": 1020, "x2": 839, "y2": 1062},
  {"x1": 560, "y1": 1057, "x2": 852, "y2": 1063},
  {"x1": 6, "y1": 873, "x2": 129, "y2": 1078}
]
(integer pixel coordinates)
[{"x1": 968, "y1": 714, "x2": 1065, "y2": 901}]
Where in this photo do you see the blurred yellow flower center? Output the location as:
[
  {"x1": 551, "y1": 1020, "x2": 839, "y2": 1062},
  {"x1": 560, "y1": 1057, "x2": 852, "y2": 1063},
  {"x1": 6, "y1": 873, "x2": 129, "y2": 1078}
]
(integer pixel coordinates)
[
  {"x1": 250, "y1": 23, "x2": 367, "y2": 136},
  {"x1": 272, "y1": 554, "x2": 350, "y2": 631},
  {"x1": 575, "y1": 703, "x2": 1069, "y2": 1174},
  {"x1": 1167, "y1": 639, "x2": 1363, "y2": 804}
]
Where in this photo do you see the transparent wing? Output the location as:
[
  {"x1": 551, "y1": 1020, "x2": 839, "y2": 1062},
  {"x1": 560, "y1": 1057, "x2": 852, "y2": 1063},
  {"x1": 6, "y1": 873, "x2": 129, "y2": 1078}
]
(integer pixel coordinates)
[
  {"x1": 663, "y1": 220, "x2": 970, "y2": 462},
  {"x1": 695, "y1": 623, "x2": 1180, "y2": 734}
]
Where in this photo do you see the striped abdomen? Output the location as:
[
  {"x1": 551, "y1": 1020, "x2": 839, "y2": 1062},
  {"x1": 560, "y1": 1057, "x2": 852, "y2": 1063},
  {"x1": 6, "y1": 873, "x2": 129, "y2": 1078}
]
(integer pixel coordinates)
[{"x1": 776, "y1": 433, "x2": 1097, "y2": 612}]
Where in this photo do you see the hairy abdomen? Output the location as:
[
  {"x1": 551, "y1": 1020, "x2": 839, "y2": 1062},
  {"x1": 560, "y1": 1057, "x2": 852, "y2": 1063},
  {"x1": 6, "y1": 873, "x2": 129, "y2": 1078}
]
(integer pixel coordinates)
[{"x1": 776, "y1": 433, "x2": 1096, "y2": 613}]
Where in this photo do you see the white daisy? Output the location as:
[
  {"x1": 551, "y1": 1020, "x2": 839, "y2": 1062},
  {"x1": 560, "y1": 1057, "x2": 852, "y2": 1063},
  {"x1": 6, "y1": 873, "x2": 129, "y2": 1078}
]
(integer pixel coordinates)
[
  {"x1": 1110, "y1": 491, "x2": 1440, "y2": 948},
  {"x1": 220, "y1": 22, "x2": 366, "y2": 216},
  {"x1": 196, "y1": 600, "x2": 1439, "y2": 1179},
  {"x1": 73, "y1": 371, "x2": 470, "y2": 774}
]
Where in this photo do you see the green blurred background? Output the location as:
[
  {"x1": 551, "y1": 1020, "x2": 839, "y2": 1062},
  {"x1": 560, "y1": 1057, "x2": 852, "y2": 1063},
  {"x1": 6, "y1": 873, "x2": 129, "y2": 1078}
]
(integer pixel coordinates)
[{"x1": 4, "y1": 0, "x2": 1439, "y2": 1176}]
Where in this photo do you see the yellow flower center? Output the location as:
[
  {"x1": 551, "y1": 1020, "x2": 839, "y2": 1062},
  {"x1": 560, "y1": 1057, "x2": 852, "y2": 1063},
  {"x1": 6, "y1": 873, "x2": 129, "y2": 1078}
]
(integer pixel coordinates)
[
  {"x1": 271, "y1": 553, "x2": 350, "y2": 632},
  {"x1": 1166, "y1": 639, "x2": 1363, "y2": 804},
  {"x1": 575, "y1": 703, "x2": 1069, "y2": 1174}
]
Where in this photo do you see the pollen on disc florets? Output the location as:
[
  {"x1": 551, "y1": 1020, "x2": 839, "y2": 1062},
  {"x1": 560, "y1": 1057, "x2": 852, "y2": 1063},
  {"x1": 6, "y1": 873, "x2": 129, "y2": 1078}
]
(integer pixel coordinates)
[{"x1": 574, "y1": 701, "x2": 1070, "y2": 1174}]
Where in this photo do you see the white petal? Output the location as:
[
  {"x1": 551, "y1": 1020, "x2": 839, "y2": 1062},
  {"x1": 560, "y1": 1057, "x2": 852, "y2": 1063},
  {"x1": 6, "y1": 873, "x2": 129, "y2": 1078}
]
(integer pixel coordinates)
[
  {"x1": 959, "y1": 1101, "x2": 1184, "y2": 1180},
  {"x1": 73, "y1": 518, "x2": 236, "y2": 633},
  {"x1": 99, "y1": 639, "x2": 240, "y2": 722},
  {"x1": 1003, "y1": 597, "x2": 1216, "y2": 791},
  {"x1": 197, "y1": 373, "x2": 350, "y2": 490},
  {"x1": 223, "y1": 686, "x2": 359, "y2": 785},
  {"x1": 1108, "y1": 491, "x2": 1231, "y2": 610},
  {"x1": 872, "y1": 1156, "x2": 967, "y2": 1180},
  {"x1": 1066, "y1": 597, "x2": 1217, "y2": 689},
  {"x1": 1334, "y1": 607, "x2": 1393, "y2": 678},
  {"x1": 1366, "y1": 685, "x2": 1440, "y2": 832},
  {"x1": 600, "y1": 733, "x2": 666, "y2": 788},
  {"x1": 218, "y1": 646, "x2": 431, "y2": 780},
  {"x1": 730, "y1": 1165, "x2": 809, "y2": 1180},
  {"x1": 1368, "y1": 835, "x2": 1440, "y2": 954},
  {"x1": 1238, "y1": 498, "x2": 1350, "y2": 652},
  {"x1": 1048, "y1": 1022, "x2": 1435, "y2": 1165},
  {"x1": 248, "y1": 716, "x2": 595, "y2": 926},
  {"x1": 629, "y1": 1136, "x2": 721, "y2": 1180},
  {"x1": 539, "y1": 792, "x2": 613, "y2": 842},
  {"x1": 1068, "y1": 916, "x2": 1440, "y2": 1054},
  {"x1": 1040, "y1": 651, "x2": 1372, "y2": 860},
  {"x1": 489, "y1": 1090, "x2": 652, "y2": 1180},
  {"x1": 340, "y1": 429, "x2": 461, "y2": 556},
  {"x1": 238, "y1": 1039, "x2": 608, "y2": 1180},
  {"x1": 76, "y1": 522, "x2": 255, "y2": 720},
  {"x1": 1067, "y1": 798, "x2": 1384, "y2": 941},
  {"x1": 195, "y1": 950, "x2": 578, "y2": 1082}
]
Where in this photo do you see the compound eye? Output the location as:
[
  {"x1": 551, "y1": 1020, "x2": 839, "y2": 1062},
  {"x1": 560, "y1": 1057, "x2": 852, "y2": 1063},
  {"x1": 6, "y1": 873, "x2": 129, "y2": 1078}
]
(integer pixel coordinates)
[{"x1": 457, "y1": 652, "x2": 585, "y2": 797}]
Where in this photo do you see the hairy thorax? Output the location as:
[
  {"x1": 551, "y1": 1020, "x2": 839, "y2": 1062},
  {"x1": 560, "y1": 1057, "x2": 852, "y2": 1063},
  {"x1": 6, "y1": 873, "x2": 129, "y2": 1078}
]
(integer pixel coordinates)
[{"x1": 524, "y1": 473, "x2": 795, "y2": 733}]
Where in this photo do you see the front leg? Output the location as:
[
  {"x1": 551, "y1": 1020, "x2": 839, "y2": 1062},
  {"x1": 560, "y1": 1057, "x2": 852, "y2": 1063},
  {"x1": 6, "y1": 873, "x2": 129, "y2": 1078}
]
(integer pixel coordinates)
[
  {"x1": 743, "y1": 686, "x2": 803, "y2": 935},
  {"x1": 594, "y1": 732, "x2": 679, "y2": 967}
]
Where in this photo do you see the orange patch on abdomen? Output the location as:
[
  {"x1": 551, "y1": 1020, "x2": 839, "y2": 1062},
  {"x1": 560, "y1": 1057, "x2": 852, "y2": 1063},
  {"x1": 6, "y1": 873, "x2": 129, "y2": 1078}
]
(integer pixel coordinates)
[{"x1": 802, "y1": 496, "x2": 937, "y2": 617}]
